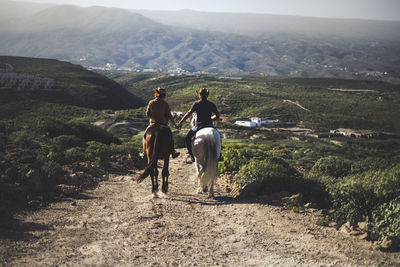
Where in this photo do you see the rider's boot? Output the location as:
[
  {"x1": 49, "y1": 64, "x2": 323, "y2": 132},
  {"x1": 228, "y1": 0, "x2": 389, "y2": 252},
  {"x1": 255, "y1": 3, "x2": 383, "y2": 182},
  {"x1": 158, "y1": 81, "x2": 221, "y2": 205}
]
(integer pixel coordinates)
[
  {"x1": 185, "y1": 154, "x2": 195, "y2": 164},
  {"x1": 171, "y1": 149, "x2": 180, "y2": 158}
]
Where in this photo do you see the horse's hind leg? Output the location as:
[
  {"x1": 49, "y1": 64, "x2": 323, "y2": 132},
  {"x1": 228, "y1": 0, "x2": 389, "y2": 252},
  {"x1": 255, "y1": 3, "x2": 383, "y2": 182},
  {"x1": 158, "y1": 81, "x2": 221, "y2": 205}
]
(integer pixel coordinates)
[
  {"x1": 196, "y1": 163, "x2": 206, "y2": 194},
  {"x1": 162, "y1": 159, "x2": 169, "y2": 193},
  {"x1": 151, "y1": 167, "x2": 159, "y2": 197},
  {"x1": 208, "y1": 180, "x2": 214, "y2": 198}
]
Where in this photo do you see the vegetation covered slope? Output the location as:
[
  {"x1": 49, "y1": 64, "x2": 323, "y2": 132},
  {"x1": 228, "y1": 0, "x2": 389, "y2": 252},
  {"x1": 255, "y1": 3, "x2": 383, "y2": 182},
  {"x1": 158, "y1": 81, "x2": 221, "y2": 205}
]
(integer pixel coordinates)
[
  {"x1": 111, "y1": 72, "x2": 400, "y2": 133},
  {"x1": 0, "y1": 57, "x2": 143, "y2": 215},
  {"x1": 0, "y1": 56, "x2": 144, "y2": 110}
]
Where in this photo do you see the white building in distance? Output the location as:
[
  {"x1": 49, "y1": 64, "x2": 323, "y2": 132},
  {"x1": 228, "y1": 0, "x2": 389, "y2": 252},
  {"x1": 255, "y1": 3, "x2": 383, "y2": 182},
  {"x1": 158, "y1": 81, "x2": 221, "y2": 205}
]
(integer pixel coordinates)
[{"x1": 234, "y1": 118, "x2": 279, "y2": 128}]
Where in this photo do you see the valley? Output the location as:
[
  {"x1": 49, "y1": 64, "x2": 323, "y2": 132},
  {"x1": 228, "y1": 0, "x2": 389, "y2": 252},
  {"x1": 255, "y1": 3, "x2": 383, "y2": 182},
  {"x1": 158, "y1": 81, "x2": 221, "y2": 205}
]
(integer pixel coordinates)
[{"x1": 1, "y1": 1, "x2": 400, "y2": 82}]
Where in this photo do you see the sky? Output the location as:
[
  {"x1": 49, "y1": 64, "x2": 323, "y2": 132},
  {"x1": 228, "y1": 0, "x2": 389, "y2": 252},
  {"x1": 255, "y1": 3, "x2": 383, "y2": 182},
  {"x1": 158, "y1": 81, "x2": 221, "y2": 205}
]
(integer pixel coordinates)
[{"x1": 15, "y1": 0, "x2": 400, "y2": 21}]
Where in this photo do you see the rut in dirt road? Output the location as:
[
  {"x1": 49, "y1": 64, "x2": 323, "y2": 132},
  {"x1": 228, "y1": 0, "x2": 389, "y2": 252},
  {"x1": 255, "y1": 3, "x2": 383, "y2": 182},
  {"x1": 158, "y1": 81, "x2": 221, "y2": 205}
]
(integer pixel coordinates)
[{"x1": 1, "y1": 150, "x2": 399, "y2": 266}]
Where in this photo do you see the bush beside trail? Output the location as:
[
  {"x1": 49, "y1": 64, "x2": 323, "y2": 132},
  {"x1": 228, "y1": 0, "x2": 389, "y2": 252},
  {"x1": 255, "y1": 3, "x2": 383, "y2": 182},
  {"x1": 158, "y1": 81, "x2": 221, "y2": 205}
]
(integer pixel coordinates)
[
  {"x1": 0, "y1": 118, "x2": 142, "y2": 216},
  {"x1": 218, "y1": 143, "x2": 400, "y2": 250}
]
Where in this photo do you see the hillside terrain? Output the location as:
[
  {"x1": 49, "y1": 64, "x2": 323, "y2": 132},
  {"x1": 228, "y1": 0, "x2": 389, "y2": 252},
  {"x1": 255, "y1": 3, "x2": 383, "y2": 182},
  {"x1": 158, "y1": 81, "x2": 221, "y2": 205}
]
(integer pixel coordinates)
[
  {"x1": 0, "y1": 56, "x2": 144, "y2": 110},
  {"x1": 111, "y1": 72, "x2": 400, "y2": 133},
  {"x1": 0, "y1": 1, "x2": 399, "y2": 81},
  {"x1": 1, "y1": 56, "x2": 400, "y2": 263},
  {"x1": 0, "y1": 56, "x2": 144, "y2": 219}
]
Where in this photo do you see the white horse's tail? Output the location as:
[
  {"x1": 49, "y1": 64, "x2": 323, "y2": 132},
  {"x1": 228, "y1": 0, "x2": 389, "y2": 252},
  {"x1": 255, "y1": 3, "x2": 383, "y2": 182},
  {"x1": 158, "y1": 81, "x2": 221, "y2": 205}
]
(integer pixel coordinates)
[{"x1": 193, "y1": 128, "x2": 221, "y2": 194}]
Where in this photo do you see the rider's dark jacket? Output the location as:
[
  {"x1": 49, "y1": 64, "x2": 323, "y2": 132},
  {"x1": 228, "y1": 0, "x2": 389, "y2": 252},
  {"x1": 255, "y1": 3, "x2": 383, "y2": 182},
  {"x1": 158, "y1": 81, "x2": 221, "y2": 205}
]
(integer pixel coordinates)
[{"x1": 188, "y1": 99, "x2": 218, "y2": 127}]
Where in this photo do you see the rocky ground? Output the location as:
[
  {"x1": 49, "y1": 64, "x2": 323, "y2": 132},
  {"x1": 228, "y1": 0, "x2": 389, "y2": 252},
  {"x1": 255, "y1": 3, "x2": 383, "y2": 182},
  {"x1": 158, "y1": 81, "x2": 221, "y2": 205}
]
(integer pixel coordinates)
[{"x1": 1, "y1": 148, "x2": 399, "y2": 266}]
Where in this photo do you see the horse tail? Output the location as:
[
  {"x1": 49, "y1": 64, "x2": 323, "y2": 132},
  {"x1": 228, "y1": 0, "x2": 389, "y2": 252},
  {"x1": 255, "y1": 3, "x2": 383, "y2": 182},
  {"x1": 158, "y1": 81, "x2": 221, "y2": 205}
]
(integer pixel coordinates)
[
  {"x1": 203, "y1": 129, "x2": 220, "y2": 185},
  {"x1": 136, "y1": 131, "x2": 161, "y2": 184}
]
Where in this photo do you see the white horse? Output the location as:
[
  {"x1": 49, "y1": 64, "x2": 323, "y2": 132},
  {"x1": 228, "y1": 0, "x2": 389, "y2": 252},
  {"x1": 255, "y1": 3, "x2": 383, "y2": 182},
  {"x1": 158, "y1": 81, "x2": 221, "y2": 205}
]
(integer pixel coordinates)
[{"x1": 192, "y1": 127, "x2": 221, "y2": 197}]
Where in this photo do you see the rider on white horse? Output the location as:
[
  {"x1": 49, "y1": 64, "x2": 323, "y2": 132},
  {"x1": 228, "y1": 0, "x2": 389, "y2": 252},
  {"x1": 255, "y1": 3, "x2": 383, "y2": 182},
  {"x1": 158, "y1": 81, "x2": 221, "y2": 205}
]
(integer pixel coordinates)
[{"x1": 177, "y1": 88, "x2": 220, "y2": 163}]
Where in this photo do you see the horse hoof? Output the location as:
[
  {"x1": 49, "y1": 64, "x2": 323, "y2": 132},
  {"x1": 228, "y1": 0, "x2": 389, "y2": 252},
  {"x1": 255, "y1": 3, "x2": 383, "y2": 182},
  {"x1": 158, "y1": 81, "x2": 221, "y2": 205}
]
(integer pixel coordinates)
[
  {"x1": 162, "y1": 185, "x2": 168, "y2": 194},
  {"x1": 202, "y1": 186, "x2": 208, "y2": 193},
  {"x1": 152, "y1": 193, "x2": 159, "y2": 199},
  {"x1": 196, "y1": 188, "x2": 203, "y2": 194}
]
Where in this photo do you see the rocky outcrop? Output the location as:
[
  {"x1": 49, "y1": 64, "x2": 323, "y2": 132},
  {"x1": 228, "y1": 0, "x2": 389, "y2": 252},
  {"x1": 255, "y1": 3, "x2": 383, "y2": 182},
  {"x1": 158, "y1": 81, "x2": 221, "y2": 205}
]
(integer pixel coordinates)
[{"x1": 0, "y1": 72, "x2": 55, "y2": 91}]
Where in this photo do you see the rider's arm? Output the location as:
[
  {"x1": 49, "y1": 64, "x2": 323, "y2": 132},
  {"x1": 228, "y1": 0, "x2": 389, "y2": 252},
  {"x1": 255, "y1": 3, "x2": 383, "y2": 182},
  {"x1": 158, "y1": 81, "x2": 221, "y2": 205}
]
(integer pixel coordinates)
[
  {"x1": 145, "y1": 101, "x2": 152, "y2": 118},
  {"x1": 169, "y1": 113, "x2": 178, "y2": 128},
  {"x1": 165, "y1": 102, "x2": 178, "y2": 128},
  {"x1": 211, "y1": 110, "x2": 220, "y2": 121},
  {"x1": 178, "y1": 109, "x2": 194, "y2": 128},
  {"x1": 211, "y1": 104, "x2": 220, "y2": 121}
]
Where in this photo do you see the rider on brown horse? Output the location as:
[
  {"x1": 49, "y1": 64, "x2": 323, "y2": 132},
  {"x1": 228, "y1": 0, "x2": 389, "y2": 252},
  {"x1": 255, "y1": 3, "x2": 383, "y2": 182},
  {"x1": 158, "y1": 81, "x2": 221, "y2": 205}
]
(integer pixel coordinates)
[
  {"x1": 144, "y1": 87, "x2": 180, "y2": 158},
  {"x1": 177, "y1": 88, "x2": 220, "y2": 163}
]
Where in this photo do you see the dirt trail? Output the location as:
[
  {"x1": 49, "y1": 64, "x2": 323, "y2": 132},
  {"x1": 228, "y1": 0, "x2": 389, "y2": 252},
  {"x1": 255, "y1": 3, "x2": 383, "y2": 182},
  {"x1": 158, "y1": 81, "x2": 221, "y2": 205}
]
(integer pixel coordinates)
[
  {"x1": 283, "y1": 100, "x2": 311, "y2": 112},
  {"x1": 1, "y1": 148, "x2": 399, "y2": 266}
]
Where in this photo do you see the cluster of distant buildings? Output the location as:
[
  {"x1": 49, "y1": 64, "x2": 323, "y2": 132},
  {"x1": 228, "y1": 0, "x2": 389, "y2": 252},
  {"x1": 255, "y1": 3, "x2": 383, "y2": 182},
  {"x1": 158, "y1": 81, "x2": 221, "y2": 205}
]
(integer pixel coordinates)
[{"x1": 85, "y1": 62, "x2": 191, "y2": 74}]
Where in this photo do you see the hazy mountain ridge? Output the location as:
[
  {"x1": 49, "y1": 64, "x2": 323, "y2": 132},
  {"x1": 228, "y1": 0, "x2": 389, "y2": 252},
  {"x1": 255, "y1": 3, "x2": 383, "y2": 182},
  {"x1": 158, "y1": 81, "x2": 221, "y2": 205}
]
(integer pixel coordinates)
[
  {"x1": 0, "y1": 0, "x2": 54, "y2": 23},
  {"x1": 1, "y1": 1, "x2": 399, "y2": 81},
  {"x1": 135, "y1": 9, "x2": 400, "y2": 40}
]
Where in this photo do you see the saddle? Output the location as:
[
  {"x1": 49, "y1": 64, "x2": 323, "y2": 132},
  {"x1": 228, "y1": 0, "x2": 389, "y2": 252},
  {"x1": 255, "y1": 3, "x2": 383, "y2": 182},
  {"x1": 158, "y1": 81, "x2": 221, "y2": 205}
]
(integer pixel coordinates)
[{"x1": 191, "y1": 125, "x2": 215, "y2": 142}]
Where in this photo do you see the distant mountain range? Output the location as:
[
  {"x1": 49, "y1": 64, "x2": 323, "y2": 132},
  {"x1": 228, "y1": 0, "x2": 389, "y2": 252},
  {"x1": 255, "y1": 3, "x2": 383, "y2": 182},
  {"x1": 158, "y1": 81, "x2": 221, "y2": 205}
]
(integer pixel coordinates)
[{"x1": 1, "y1": 1, "x2": 399, "y2": 81}]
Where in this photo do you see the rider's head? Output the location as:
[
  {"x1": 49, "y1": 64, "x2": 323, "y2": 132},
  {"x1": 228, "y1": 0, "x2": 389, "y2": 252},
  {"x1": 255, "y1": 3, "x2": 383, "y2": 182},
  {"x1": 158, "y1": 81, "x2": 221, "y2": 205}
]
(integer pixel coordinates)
[
  {"x1": 155, "y1": 87, "x2": 166, "y2": 99},
  {"x1": 197, "y1": 88, "x2": 209, "y2": 100}
]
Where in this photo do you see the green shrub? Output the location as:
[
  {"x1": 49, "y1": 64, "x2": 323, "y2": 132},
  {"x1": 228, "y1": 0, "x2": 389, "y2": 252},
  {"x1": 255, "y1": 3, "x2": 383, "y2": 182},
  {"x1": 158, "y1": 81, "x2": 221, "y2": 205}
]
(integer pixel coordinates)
[
  {"x1": 46, "y1": 135, "x2": 83, "y2": 164},
  {"x1": 10, "y1": 130, "x2": 43, "y2": 149},
  {"x1": 85, "y1": 141, "x2": 112, "y2": 165},
  {"x1": 308, "y1": 156, "x2": 351, "y2": 185},
  {"x1": 110, "y1": 141, "x2": 140, "y2": 156},
  {"x1": 268, "y1": 147, "x2": 293, "y2": 160},
  {"x1": 235, "y1": 157, "x2": 299, "y2": 194},
  {"x1": 219, "y1": 145, "x2": 252, "y2": 173},
  {"x1": 173, "y1": 133, "x2": 186, "y2": 149},
  {"x1": 34, "y1": 118, "x2": 74, "y2": 138},
  {"x1": 51, "y1": 135, "x2": 83, "y2": 150},
  {"x1": 69, "y1": 121, "x2": 119, "y2": 145},
  {"x1": 0, "y1": 133, "x2": 6, "y2": 151},
  {"x1": 64, "y1": 147, "x2": 86, "y2": 164},
  {"x1": 371, "y1": 197, "x2": 400, "y2": 245},
  {"x1": 41, "y1": 160, "x2": 62, "y2": 179},
  {"x1": 351, "y1": 157, "x2": 393, "y2": 174},
  {"x1": 328, "y1": 164, "x2": 400, "y2": 225}
]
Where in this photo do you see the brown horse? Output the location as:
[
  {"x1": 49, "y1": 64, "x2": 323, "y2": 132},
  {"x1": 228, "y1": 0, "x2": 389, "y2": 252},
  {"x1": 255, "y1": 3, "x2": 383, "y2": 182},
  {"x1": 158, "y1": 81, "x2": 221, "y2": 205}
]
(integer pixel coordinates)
[{"x1": 136, "y1": 124, "x2": 173, "y2": 196}]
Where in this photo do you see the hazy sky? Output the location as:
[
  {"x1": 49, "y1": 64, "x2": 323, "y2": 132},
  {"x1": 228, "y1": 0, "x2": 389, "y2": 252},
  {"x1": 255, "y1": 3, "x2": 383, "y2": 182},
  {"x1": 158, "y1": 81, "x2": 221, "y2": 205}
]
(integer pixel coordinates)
[{"x1": 16, "y1": 0, "x2": 400, "y2": 21}]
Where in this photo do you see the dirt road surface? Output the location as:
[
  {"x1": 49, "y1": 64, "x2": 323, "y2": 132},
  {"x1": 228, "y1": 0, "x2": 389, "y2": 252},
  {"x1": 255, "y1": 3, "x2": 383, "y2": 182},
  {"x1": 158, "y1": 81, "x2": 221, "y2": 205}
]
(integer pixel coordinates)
[{"x1": 1, "y1": 149, "x2": 399, "y2": 266}]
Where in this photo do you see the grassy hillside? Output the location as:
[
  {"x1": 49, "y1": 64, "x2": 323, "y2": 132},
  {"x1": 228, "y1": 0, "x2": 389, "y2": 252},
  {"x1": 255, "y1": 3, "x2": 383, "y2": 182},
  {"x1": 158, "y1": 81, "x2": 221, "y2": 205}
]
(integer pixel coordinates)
[
  {"x1": 111, "y1": 73, "x2": 400, "y2": 133},
  {"x1": 0, "y1": 56, "x2": 144, "y2": 111},
  {"x1": 0, "y1": 57, "x2": 145, "y2": 215}
]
